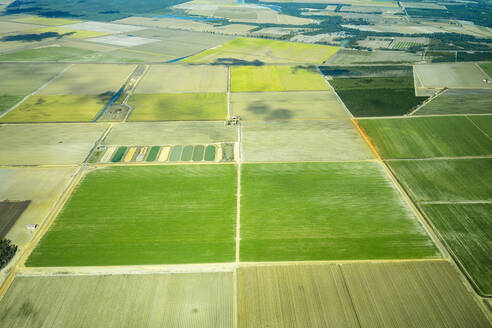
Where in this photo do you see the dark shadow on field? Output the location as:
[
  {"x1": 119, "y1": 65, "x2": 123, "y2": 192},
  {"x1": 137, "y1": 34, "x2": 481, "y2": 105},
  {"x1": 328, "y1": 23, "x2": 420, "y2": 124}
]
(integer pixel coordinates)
[
  {"x1": 246, "y1": 100, "x2": 293, "y2": 120},
  {"x1": 212, "y1": 58, "x2": 264, "y2": 66},
  {"x1": 0, "y1": 300, "x2": 43, "y2": 326},
  {"x1": 97, "y1": 91, "x2": 115, "y2": 104},
  {"x1": 291, "y1": 65, "x2": 317, "y2": 73},
  {"x1": 1, "y1": 32, "x2": 74, "y2": 42}
]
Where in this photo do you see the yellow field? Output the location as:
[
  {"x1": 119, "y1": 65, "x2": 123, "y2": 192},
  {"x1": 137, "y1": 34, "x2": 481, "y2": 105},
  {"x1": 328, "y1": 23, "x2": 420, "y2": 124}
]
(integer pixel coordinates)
[
  {"x1": 231, "y1": 65, "x2": 330, "y2": 92},
  {"x1": 183, "y1": 37, "x2": 339, "y2": 64},
  {"x1": 28, "y1": 27, "x2": 107, "y2": 39},
  {"x1": 13, "y1": 16, "x2": 81, "y2": 26}
]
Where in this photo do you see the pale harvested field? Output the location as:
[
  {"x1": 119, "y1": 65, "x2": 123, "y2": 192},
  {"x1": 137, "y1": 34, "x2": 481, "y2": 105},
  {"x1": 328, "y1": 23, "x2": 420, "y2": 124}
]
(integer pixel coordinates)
[
  {"x1": 39, "y1": 64, "x2": 135, "y2": 95},
  {"x1": 61, "y1": 21, "x2": 146, "y2": 33},
  {"x1": 0, "y1": 63, "x2": 68, "y2": 94},
  {"x1": 341, "y1": 261, "x2": 490, "y2": 327},
  {"x1": 103, "y1": 122, "x2": 237, "y2": 145},
  {"x1": 0, "y1": 21, "x2": 41, "y2": 33},
  {"x1": 238, "y1": 264, "x2": 359, "y2": 328},
  {"x1": 414, "y1": 63, "x2": 492, "y2": 89},
  {"x1": 241, "y1": 120, "x2": 374, "y2": 162},
  {"x1": 0, "y1": 167, "x2": 75, "y2": 248},
  {"x1": 231, "y1": 91, "x2": 348, "y2": 120},
  {"x1": 0, "y1": 272, "x2": 233, "y2": 328},
  {"x1": 135, "y1": 65, "x2": 227, "y2": 93},
  {"x1": 0, "y1": 123, "x2": 107, "y2": 165},
  {"x1": 87, "y1": 34, "x2": 159, "y2": 47},
  {"x1": 325, "y1": 49, "x2": 422, "y2": 65}
]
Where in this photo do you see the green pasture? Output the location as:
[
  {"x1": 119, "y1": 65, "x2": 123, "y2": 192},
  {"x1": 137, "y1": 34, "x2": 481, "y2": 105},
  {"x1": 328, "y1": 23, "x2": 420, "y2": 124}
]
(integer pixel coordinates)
[
  {"x1": 26, "y1": 165, "x2": 237, "y2": 266},
  {"x1": 240, "y1": 162, "x2": 438, "y2": 262},
  {"x1": 417, "y1": 92, "x2": 492, "y2": 115},
  {"x1": 128, "y1": 93, "x2": 227, "y2": 121},
  {"x1": 358, "y1": 116, "x2": 492, "y2": 158}
]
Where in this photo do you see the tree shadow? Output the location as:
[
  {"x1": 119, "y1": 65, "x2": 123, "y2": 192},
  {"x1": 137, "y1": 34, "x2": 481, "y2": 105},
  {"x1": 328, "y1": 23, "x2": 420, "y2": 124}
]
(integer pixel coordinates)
[
  {"x1": 212, "y1": 58, "x2": 264, "y2": 66},
  {"x1": 1, "y1": 32, "x2": 74, "y2": 42}
]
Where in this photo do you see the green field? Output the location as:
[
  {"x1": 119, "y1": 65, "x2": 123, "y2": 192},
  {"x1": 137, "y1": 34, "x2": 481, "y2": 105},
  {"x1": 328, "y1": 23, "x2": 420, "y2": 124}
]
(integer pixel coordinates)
[
  {"x1": 330, "y1": 77, "x2": 427, "y2": 117},
  {"x1": 479, "y1": 62, "x2": 492, "y2": 77},
  {"x1": 231, "y1": 66, "x2": 329, "y2": 92},
  {"x1": 183, "y1": 37, "x2": 339, "y2": 64},
  {"x1": 128, "y1": 93, "x2": 227, "y2": 121},
  {"x1": 388, "y1": 158, "x2": 492, "y2": 202},
  {"x1": 27, "y1": 165, "x2": 237, "y2": 266},
  {"x1": 470, "y1": 115, "x2": 492, "y2": 137},
  {"x1": 359, "y1": 116, "x2": 492, "y2": 159},
  {"x1": 0, "y1": 272, "x2": 233, "y2": 327},
  {"x1": 0, "y1": 95, "x2": 23, "y2": 114},
  {"x1": 0, "y1": 95, "x2": 106, "y2": 122},
  {"x1": 231, "y1": 91, "x2": 347, "y2": 121},
  {"x1": 240, "y1": 162, "x2": 438, "y2": 262},
  {"x1": 417, "y1": 91, "x2": 492, "y2": 115},
  {"x1": 421, "y1": 204, "x2": 492, "y2": 295},
  {"x1": 241, "y1": 120, "x2": 374, "y2": 162}
]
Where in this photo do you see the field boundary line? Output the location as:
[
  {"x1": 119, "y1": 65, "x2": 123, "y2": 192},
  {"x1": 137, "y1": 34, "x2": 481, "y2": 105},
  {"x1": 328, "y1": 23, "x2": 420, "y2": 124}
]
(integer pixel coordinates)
[
  {"x1": 418, "y1": 200, "x2": 492, "y2": 205},
  {"x1": 408, "y1": 88, "x2": 448, "y2": 116},
  {"x1": 356, "y1": 113, "x2": 492, "y2": 120},
  {"x1": 316, "y1": 65, "x2": 353, "y2": 118},
  {"x1": 337, "y1": 265, "x2": 362, "y2": 328},
  {"x1": 351, "y1": 118, "x2": 450, "y2": 258},
  {"x1": 0, "y1": 64, "x2": 73, "y2": 120},
  {"x1": 386, "y1": 155, "x2": 492, "y2": 161},
  {"x1": 466, "y1": 115, "x2": 492, "y2": 141},
  {"x1": 238, "y1": 258, "x2": 447, "y2": 267},
  {"x1": 235, "y1": 123, "x2": 242, "y2": 265},
  {"x1": 475, "y1": 63, "x2": 491, "y2": 79}
]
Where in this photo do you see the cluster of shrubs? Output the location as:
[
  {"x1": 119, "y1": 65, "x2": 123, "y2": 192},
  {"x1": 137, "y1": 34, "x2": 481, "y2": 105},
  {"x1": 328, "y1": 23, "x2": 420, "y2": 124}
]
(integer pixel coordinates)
[{"x1": 0, "y1": 239, "x2": 18, "y2": 270}]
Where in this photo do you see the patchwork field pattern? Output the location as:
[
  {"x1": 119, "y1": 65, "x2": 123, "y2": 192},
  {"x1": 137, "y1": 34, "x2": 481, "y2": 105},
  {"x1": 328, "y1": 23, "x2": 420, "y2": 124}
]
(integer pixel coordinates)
[
  {"x1": 240, "y1": 162, "x2": 438, "y2": 262},
  {"x1": 241, "y1": 120, "x2": 374, "y2": 162},
  {"x1": 27, "y1": 165, "x2": 237, "y2": 266},
  {"x1": 0, "y1": 272, "x2": 234, "y2": 328},
  {"x1": 1, "y1": 95, "x2": 107, "y2": 122},
  {"x1": 358, "y1": 116, "x2": 492, "y2": 159},
  {"x1": 135, "y1": 65, "x2": 228, "y2": 93},
  {"x1": 238, "y1": 261, "x2": 489, "y2": 328},
  {"x1": 0, "y1": 123, "x2": 107, "y2": 165},
  {"x1": 183, "y1": 37, "x2": 339, "y2": 64},
  {"x1": 231, "y1": 65, "x2": 330, "y2": 92},
  {"x1": 129, "y1": 93, "x2": 227, "y2": 121},
  {"x1": 231, "y1": 91, "x2": 348, "y2": 120}
]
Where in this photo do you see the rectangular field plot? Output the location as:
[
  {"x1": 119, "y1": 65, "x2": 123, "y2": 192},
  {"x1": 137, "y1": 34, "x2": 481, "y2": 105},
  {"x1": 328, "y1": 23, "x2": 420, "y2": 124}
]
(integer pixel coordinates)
[
  {"x1": 238, "y1": 264, "x2": 359, "y2": 327},
  {"x1": 231, "y1": 91, "x2": 347, "y2": 120},
  {"x1": 240, "y1": 162, "x2": 438, "y2": 262},
  {"x1": 103, "y1": 122, "x2": 237, "y2": 146},
  {"x1": 27, "y1": 165, "x2": 237, "y2": 266},
  {"x1": 470, "y1": 115, "x2": 492, "y2": 137},
  {"x1": 0, "y1": 95, "x2": 106, "y2": 122},
  {"x1": 330, "y1": 77, "x2": 427, "y2": 117},
  {"x1": 414, "y1": 63, "x2": 492, "y2": 89},
  {"x1": 0, "y1": 168, "x2": 76, "y2": 247},
  {"x1": 242, "y1": 120, "x2": 374, "y2": 162},
  {"x1": 324, "y1": 49, "x2": 421, "y2": 65},
  {"x1": 0, "y1": 46, "x2": 96, "y2": 62},
  {"x1": 128, "y1": 93, "x2": 227, "y2": 121},
  {"x1": 0, "y1": 272, "x2": 233, "y2": 328},
  {"x1": 88, "y1": 34, "x2": 159, "y2": 47},
  {"x1": 135, "y1": 65, "x2": 227, "y2": 93},
  {"x1": 388, "y1": 158, "x2": 492, "y2": 202},
  {"x1": 183, "y1": 37, "x2": 339, "y2": 64},
  {"x1": 341, "y1": 261, "x2": 489, "y2": 327},
  {"x1": 39, "y1": 64, "x2": 135, "y2": 95},
  {"x1": 0, "y1": 63, "x2": 68, "y2": 95},
  {"x1": 358, "y1": 116, "x2": 492, "y2": 159},
  {"x1": 0, "y1": 124, "x2": 107, "y2": 165},
  {"x1": 231, "y1": 66, "x2": 329, "y2": 92},
  {"x1": 421, "y1": 204, "x2": 492, "y2": 295},
  {"x1": 0, "y1": 201, "x2": 30, "y2": 238},
  {"x1": 416, "y1": 90, "x2": 492, "y2": 115}
]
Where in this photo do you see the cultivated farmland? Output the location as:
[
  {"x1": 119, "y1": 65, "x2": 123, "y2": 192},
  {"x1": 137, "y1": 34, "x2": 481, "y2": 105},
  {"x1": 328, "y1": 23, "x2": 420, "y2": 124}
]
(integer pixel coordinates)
[
  {"x1": 414, "y1": 63, "x2": 492, "y2": 89},
  {"x1": 231, "y1": 91, "x2": 348, "y2": 120},
  {"x1": 416, "y1": 90, "x2": 492, "y2": 115},
  {"x1": 183, "y1": 37, "x2": 339, "y2": 64},
  {"x1": 39, "y1": 64, "x2": 135, "y2": 95},
  {"x1": 241, "y1": 120, "x2": 374, "y2": 162},
  {"x1": 0, "y1": 201, "x2": 30, "y2": 238},
  {"x1": 0, "y1": 63, "x2": 67, "y2": 94},
  {"x1": 470, "y1": 115, "x2": 492, "y2": 137},
  {"x1": 1, "y1": 95, "x2": 107, "y2": 122},
  {"x1": 330, "y1": 76, "x2": 427, "y2": 116},
  {"x1": 240, "y1": 162, "x2": 438, "y2": 262},
  {"x1": 421, "y1": 203, "x2": 492, "y2": 295},
  {"x1": 27, "y1": 165, "x2": 237, "y2": 266},
  {"x1": 134, "y1": 65, "x2": 228, "y2": 93},
  {"x1": 231, "y1": 65, "x2": 330, "y2": 92},
  {"x1": 14, "y1": 16, "x2": 81, "y2": 26},
  {"x1": 103, "y1": 122, "x2": 237, "y2": 145},
  {"x1": 0, "y1": 46, "x2": 97, "y2": 62},
  {"x1": 128, "y1": 93, "x2": 227, "y2": 121},
  {"x1": 388, "y1": 158, "x2": 492, "y2": 202},
  {"x1": 358, "y1": 116, "x2": 492, "y2": 159},
  {"x1": 0, "y1": 272, "x2": 233, "y2": 328},
  {"x1": 0, "y1": 124, "x2": 107, "y2": 165}
]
